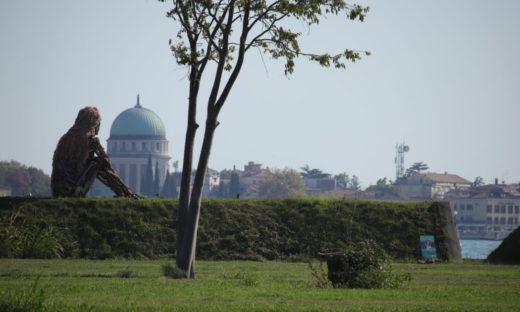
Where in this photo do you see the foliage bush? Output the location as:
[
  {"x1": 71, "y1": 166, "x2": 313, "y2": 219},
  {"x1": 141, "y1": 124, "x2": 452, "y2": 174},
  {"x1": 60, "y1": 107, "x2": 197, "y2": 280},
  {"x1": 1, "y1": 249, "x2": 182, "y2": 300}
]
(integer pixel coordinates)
[
  {"x1": 321, "y1": 240, "x2": 411, "y2": 289},
  {"x1": 0, "y1": 197, "x2": 450, "y2": 261}
]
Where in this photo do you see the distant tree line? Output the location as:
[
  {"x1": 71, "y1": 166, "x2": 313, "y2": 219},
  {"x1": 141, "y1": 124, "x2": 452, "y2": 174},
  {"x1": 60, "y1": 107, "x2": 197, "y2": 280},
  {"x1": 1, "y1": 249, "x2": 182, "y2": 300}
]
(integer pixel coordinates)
[
  {"x1": 216, "y1": 172, "x2": 241, "y2": 198},
  {"x1": 212, "y1": 165, "x2": 362, "y2": 199},
  {"x1": 140, "y1": 154, "x2": 178, "y2": 198},
  {"x1": 0, "y1": 160, "x2": 50, "y2": 196},
  {"x1": 301, "y1": 165, "x2": 361, "y2": 190},
  {"x1": 91, "y1": 154, "x2": 180, "y2": 198},
  {"x1": 0, "y1": 157, "x2": 436, "y2": 199}
]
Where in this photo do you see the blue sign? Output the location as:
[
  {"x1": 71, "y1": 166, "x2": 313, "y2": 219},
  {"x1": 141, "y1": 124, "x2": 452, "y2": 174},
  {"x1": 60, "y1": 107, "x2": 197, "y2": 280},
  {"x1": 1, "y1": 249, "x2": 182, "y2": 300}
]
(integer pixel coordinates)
[{"x1": 420, "y1": 235, "x2": 437, "y2": 259}]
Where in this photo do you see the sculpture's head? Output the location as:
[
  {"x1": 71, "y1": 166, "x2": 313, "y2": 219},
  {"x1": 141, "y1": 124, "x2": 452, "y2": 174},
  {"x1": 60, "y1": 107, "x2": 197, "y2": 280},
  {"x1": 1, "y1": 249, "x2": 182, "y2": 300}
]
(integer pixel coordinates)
[
  {"x1": 52, "y1": 106, "x2": 102, "y2": 168},
  {"x1": 72, "y1": 106, "x2": 101, "y2": 135}
]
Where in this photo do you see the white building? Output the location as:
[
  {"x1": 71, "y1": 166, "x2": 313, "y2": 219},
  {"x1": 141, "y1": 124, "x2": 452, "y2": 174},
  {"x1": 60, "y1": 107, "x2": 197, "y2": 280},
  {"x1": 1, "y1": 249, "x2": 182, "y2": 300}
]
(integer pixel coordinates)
[
  {"x1": 449, "y1": 186, "x2": 520, "y2": 239},
  {"x1": 107, "y1": 96, "x2": 171, "y2": 194},
  {"x1": 202, "y1": 168, "x2": 221, "y2": 197}
]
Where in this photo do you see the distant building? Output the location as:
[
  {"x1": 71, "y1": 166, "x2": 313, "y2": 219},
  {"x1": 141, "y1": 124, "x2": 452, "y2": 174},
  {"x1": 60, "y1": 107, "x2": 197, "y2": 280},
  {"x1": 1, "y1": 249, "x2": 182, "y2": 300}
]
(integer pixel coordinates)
[
  {"x1": 202, "y1": 168, "x2": 220, "y2": 197},
  {"x1": 0, "y1": 186, "x2": 11, "y2": 197},
  {"x1": 448, "y1": 185, "x2": 520, "y2": 239},
  {"x1": 329, "y1": 189, "x2": 360, "y2": 199},
  {"x1": 399, "y1": 172, "x2": 471, "y2": 200},
  {"x1": 237, "y1": 161, "x2": 272, "y2": 198},
  {"x1": 304, "y1": 177, "x2": 336, "y2": 194},
  {"x1": 106, "y1": 95, "x2": 171, "y2": 194},
  {"x1": 329, "y1": 189, "x2": 402, "y2": 201},
  {"x1": 244, "y1": 161, "x2": 262, "y2": 174}
]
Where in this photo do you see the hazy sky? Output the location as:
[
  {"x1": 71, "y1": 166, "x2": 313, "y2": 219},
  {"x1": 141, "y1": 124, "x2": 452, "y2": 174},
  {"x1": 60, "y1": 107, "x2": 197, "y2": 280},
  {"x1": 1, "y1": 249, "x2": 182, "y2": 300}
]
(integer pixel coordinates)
[{"x1": 1, "y1": 0, "x2": 519, "y2": 188}]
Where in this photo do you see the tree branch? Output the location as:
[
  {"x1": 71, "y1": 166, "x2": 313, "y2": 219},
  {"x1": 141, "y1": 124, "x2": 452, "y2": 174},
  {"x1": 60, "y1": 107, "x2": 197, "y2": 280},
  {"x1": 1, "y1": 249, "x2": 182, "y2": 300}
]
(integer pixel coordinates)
[
  {"x1": 246, "y1": 13, "x2": 287, "y2": 51},
  {"x1": 215, "y1": 3, "x2": 250, "y2": 114},
  {"x1": 205, "y1": 0, "x2": 237, "y2": 116},
  {"x1": 247, "y1": 0, "x2": 281, "y2": 32},
  {"x1": 174, "y1": 0, "x2": 196, "y2": 46}
]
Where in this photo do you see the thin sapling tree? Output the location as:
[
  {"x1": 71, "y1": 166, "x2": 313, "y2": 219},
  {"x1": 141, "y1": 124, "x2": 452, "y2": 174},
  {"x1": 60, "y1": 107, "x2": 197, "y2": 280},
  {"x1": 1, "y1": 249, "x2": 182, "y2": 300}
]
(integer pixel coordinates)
[{"x1": 160, "y1": 0, "x2": 370, "y2": 278}]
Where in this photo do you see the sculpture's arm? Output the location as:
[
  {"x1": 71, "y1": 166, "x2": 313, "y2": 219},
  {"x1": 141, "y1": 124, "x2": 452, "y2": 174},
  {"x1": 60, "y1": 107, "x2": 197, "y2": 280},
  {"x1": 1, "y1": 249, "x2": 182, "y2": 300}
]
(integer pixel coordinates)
[
  {"x1": 90, "y1": 137, "x2": 112, "y2": 169},
  {"x1": 90, "y1": 137, "x2": 142, "y2": 198}
]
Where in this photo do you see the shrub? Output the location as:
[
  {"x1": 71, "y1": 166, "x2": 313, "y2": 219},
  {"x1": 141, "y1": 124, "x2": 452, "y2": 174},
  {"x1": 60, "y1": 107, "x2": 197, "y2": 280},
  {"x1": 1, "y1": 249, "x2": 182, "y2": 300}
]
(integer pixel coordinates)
[
  {"x1": 115, "y1": 268, "x2": 135, "y2": 278},
  {"x1": 321, "y1": 240, "x2": 411, "y2": 289},
  {"x1": 161, "y1": 263, "x2": 186, "y2": 279}
]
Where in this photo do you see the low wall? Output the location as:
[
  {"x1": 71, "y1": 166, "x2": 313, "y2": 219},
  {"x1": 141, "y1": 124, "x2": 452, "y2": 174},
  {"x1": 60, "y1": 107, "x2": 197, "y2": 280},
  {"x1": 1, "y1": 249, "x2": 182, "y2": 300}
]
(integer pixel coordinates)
[{"x1": 0, "y1": 197, "x2": 460, "y2": 261}]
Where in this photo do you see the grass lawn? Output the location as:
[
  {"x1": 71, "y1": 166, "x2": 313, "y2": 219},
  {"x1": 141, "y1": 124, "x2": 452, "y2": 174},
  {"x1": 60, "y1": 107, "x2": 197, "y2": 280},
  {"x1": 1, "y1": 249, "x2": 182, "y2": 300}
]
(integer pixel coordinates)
[{"x1": 0, "y1": 259, "x2": 519, "y2": 311}]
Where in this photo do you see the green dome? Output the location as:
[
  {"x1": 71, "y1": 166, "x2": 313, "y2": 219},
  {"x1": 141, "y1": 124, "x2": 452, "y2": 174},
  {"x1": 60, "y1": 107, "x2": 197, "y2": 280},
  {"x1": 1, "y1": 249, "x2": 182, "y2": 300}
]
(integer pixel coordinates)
[{"x1": 109, "y1": 98, "x2": 166, "y2": 139}]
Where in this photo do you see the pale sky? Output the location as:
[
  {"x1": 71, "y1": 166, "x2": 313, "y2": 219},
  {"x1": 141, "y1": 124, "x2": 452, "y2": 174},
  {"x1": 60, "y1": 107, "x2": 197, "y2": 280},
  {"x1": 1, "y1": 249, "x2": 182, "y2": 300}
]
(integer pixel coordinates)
[{"x1": 1, "y1": 0, "x2": 519, "y2": 188}]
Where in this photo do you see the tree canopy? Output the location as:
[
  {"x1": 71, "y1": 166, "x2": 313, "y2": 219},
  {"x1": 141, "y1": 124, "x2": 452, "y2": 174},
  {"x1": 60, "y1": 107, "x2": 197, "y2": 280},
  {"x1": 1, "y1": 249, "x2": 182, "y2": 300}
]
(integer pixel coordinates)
[
  {"x1": 334, "y1": 172, "x2": 350, "y2": 189},
  {"x1": 405, "y1": 162, "x2": 429, "y2": 177},
  {"x1": 162, "y1": 0, "x2": 369, "y2": 78},
  {"x1": 366, "y1": 177, "x2": 399, "y2": 197},
  {"x1": 259, "y1": 168, "x2": 306, "y2": 198},
  {"x1": 229, "y1": 172, "x2": 241, "y2": 198},
  {"x1": 0, "y1": 160, "x2": 50, "y2": 196},
  {"x1": 300, "y1": 165, "x2": 331, "y2": 179},
  {"x1": 472, "y1": 176, "x2": 484, "y2": 187},
  {"x1": 349, "y1": 174, "x2": 360, "y2": 190}
]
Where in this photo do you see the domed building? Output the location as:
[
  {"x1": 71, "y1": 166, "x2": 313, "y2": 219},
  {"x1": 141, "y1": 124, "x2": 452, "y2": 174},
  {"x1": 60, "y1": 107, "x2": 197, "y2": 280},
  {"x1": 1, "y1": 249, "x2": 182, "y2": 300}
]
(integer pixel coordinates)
[{"x1": 106, "y1": 95, "x2": 171, "y2": 194}]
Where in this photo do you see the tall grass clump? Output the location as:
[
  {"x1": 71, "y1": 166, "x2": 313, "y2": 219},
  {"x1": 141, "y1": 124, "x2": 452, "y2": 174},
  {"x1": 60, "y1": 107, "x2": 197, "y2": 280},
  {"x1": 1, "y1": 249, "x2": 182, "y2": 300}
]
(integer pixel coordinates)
[
  {"x1": 115, "y1": 268, "x2": 135, "y2": 278},
  {"x1": 221, "y1": 271, "x2": 260, "y2": 286},
  {"x1": 0, "y1": 277, "x2": 48, "y2": 312},
  {"x1": 0, "y1": 209, "x2": 67, "y2": 259},
  {"x1": 308, "y1": 261, "x2": 333, "y2": 288}
]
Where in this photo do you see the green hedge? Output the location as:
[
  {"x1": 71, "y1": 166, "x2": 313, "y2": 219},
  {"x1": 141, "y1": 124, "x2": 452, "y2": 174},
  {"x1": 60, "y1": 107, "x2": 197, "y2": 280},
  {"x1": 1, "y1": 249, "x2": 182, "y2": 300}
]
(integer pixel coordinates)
[{"x1": 0, "y1": 197, "x2": 450, "y2": 261}]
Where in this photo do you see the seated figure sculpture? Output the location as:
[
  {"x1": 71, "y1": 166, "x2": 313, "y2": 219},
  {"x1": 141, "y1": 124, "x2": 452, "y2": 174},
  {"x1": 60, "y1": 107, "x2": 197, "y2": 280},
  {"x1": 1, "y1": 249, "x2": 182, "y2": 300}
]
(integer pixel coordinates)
[{"x1": 51, "y1": 106, "x2": 139, "y2": 198}]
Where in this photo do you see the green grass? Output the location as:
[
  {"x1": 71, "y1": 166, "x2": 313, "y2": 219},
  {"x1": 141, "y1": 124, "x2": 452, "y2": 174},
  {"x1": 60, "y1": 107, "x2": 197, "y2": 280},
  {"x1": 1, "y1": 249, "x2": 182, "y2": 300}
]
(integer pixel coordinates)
[{"x1": 0, "y1": 259, "x2": 519, "y2": 311}]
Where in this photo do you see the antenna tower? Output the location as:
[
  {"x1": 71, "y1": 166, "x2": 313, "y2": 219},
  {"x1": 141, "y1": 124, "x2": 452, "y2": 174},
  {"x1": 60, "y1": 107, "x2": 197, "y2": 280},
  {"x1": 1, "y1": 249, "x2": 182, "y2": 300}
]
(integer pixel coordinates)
[{"x1": 395, "y1": 142, "x2": 410, "y2": 180}]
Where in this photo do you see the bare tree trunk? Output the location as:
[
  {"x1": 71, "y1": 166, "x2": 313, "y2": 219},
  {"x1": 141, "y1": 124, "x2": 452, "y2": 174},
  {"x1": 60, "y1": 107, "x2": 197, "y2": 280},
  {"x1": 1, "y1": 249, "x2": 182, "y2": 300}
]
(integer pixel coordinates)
[
  {"x1": 176, "y1": 3, "x2": 236, "y2": 277},
  {"x1": 178, "y1": 112, "x2": 218, "y2": 275},
  {"x1": 176, "y1": 67, "x2": 200, "y2": 277}
]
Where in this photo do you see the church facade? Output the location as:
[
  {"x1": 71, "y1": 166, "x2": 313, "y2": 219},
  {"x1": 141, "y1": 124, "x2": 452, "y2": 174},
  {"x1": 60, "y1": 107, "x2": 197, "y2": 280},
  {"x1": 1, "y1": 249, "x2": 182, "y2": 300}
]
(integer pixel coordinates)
[{"x1": 106, "y1": 95, "x2": 171, "y2": 194}]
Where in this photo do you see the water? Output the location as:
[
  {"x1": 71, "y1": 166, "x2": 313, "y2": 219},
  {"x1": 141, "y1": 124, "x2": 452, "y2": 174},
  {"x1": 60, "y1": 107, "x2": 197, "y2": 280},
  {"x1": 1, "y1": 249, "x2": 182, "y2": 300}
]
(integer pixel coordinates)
[{"x1": 460, "y1": 239, "x2": 502, "y2": 259}]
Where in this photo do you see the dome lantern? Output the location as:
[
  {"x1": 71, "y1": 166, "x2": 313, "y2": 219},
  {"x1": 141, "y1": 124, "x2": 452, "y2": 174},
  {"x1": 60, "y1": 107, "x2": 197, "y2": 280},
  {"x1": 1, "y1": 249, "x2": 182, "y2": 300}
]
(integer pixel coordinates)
[{"x1": 135, "y1": 94, "x2": 142, "y2": 108}]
